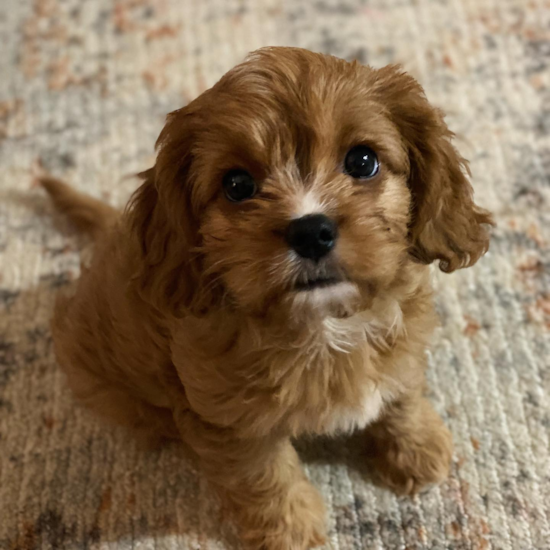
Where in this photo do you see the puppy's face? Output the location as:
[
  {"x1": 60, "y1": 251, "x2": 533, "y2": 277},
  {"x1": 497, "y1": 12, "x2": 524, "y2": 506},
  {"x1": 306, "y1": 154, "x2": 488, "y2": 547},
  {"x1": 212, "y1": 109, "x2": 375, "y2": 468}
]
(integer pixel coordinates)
[
  {"x1": 194, "y1": 68, "x2": 411, "y2": 320},
  {"x1": 134, "y1": 48, "x2": 492, "y2": 320}
]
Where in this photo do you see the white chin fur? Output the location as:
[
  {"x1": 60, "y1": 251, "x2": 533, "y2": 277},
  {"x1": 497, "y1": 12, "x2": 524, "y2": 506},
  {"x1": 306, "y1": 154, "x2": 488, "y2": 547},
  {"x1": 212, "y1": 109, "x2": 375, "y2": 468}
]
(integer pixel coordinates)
[{"x1": 291, "y1": 281, "x2": 360, "y2": 319}]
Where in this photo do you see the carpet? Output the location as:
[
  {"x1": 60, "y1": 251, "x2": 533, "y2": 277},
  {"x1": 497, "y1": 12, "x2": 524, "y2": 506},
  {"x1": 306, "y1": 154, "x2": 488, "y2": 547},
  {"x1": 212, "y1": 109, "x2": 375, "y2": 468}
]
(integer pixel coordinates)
[{"x1": 1, "y1": 0, "x2": 549, "y2": 548}]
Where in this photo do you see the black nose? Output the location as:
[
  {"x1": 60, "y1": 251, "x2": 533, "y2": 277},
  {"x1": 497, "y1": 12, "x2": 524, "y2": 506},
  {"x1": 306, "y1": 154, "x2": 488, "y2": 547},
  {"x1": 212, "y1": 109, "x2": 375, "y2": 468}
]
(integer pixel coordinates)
[{"x1": 285, "y1": 214, "x2": 337, "y2": 261}]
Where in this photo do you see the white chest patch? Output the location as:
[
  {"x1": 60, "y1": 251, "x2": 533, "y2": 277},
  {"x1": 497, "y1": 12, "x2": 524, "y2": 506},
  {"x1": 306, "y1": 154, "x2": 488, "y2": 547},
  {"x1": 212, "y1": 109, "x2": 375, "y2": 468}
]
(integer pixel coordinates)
[
  {"x1": 289, "y1": 383, "x2": 391, "y2": 437},
  {"x1": 322, "y1": 297, "x2": 405, "y2": 352},
  {"x1": 312, "y1": 302, "x2": 403, "y2": 435},
  {"x1": 286, "y1": 298, "x2": 404, "y2": 437},
  {"x1": 322, "y1": 386, "x2": 386, "y2": 435}
]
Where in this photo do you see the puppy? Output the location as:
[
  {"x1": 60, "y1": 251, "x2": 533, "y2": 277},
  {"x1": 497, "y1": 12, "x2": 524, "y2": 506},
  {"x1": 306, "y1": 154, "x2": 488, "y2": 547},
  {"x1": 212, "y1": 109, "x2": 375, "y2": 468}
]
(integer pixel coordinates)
[{"x1": 41, "y1": 47, "x2": 493, "y2": 550}]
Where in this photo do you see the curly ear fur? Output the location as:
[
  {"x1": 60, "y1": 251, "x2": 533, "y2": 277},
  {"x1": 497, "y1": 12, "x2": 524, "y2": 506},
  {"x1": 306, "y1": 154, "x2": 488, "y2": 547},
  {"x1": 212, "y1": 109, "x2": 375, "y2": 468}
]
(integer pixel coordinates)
[
  {"x1": 125, "y1": 107, "x2": 208, "y2": 316},
  {"x1": 377, "y1": 66, "x2": 494, "y2": 273}
]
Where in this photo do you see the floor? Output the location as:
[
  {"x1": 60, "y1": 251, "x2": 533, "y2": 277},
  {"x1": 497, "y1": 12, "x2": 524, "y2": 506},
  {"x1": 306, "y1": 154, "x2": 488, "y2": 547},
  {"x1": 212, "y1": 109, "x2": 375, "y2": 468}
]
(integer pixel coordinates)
[{"x1": 0, "y1": 0, "x2": 549, "y2": 549}]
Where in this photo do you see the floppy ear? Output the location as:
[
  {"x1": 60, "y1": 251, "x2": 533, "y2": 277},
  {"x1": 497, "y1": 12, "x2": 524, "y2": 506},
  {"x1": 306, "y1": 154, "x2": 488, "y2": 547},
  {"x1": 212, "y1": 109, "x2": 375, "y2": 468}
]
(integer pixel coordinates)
[
  {"x1": 377, "y1": 66, "x2": 494, "y2": 273},
  {"x1": 125, "y1": 107, "x2": 209, "y2": 316}
]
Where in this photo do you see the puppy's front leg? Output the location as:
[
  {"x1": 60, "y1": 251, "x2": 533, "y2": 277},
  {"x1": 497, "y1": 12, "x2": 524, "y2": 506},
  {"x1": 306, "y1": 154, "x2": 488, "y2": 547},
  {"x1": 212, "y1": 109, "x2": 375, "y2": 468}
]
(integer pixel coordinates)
[
  {"x1": 365, "y1": 389, "x2": 453, "y2": 495},
  {"x1": 175, "y1": 409, "x2": 326, "y2": 550}
]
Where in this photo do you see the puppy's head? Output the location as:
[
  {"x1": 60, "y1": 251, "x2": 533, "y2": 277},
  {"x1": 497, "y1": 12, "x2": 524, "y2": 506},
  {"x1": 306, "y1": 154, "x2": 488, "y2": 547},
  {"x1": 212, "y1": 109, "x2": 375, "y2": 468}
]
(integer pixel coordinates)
[{"x1": 129, "y1": 47, "x2": 493, "y2": 320}]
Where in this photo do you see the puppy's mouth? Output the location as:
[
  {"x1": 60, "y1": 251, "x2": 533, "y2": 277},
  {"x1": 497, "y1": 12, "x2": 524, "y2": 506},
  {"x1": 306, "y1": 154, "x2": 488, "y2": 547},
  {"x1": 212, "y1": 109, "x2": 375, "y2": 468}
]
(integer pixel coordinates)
[{"x1": 294, "y1": 276, "x2": 341, "y2": 292}]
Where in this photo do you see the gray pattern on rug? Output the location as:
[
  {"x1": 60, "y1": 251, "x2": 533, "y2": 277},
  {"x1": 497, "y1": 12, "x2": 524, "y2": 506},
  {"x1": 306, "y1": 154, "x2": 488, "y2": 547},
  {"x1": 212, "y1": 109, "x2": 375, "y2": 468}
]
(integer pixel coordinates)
[{"x1": 1, "y1": 0, "x2": 549, "y2": 549}]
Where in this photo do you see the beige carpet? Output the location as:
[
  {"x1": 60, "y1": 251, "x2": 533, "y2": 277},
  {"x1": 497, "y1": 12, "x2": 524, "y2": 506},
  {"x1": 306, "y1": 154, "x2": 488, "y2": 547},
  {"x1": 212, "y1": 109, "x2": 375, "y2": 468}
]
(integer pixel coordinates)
[{"x1": 1, "y1": 0, "x2": 549, "y2": 548}]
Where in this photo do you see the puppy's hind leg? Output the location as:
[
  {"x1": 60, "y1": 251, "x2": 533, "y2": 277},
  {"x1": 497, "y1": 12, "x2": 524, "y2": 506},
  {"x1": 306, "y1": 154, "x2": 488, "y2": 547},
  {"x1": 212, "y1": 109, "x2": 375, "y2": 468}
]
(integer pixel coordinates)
[
  {"x1": 63, "y1": 363, "x2": 180, "y2": 447},
  {"x1": 51, "y1": 296, "x2": 180, "y2": 447}
]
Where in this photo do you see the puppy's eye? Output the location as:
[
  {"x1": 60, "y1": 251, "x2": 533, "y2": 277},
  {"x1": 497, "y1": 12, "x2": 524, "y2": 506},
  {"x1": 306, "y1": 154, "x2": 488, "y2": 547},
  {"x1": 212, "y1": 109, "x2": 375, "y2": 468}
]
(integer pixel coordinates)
[
  {"x1": 223, "y1": 169, "x2": 257, "y2": 202},
  {"x1": 344, "y1": 145, "x2": 380, "y2": 179}
]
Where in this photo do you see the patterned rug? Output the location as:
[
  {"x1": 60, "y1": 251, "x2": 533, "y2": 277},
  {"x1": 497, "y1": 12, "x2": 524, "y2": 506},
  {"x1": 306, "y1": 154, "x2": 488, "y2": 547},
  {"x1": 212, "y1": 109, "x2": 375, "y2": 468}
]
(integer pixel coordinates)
[{"x1": 1, "y1": 0, "x2": 549, "y2": 549}]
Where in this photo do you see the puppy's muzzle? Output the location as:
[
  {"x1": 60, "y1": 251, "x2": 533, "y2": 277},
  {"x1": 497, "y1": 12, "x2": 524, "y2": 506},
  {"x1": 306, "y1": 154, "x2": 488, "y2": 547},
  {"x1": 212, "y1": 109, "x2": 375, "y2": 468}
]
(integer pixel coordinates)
[{"x1": 285, "y1": 214, "x2": 337, "y2": 262}]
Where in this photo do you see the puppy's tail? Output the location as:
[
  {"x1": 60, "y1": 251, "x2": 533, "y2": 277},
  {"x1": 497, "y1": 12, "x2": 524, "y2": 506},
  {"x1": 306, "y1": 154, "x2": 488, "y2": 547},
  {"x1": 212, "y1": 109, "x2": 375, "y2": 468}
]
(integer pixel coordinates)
[{"x1": 39, "y1": 175, "x2": 119, "y2": 239}]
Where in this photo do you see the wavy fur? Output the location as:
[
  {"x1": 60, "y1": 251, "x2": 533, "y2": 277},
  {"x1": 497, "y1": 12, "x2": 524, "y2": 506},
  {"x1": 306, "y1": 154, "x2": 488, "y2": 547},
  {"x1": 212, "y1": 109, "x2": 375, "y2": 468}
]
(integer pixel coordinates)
[{"x1": 42, "y1": 47, "x2": 492, "y2": 550}]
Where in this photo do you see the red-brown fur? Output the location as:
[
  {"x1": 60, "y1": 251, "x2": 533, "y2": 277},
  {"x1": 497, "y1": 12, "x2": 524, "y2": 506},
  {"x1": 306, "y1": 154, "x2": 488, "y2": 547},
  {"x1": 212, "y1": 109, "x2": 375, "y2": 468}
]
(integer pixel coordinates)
[{"x1": 40, "y1": 47, "x2": 493, "y2": 549}]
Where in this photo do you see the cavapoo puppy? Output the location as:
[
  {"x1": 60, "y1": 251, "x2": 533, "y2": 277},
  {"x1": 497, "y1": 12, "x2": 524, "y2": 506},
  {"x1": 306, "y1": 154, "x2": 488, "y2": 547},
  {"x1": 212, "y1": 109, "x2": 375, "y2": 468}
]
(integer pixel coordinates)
[{"x1": 41, "y1": 47, "x2": 493, "y2": 549}]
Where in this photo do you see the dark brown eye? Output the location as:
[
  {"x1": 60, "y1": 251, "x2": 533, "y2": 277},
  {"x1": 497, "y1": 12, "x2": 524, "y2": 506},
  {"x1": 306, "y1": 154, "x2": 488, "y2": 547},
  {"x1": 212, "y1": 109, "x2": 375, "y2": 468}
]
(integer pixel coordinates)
[
  {"x1": 223, "y1": 170, "x2": 257, "y2": 202},
  {"x1": 344, "y1": 145, "x2": 380, "y2": 179}
]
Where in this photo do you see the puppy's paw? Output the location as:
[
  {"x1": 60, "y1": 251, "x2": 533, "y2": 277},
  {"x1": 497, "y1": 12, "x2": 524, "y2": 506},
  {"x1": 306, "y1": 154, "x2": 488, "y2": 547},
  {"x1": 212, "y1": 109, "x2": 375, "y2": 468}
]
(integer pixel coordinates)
[
  {"x1": 240, "y1": 481, "x2": 327, "y2": 550},
  {"x1": 369, "y1": 421, "x2": 453, "y2": 495}
]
